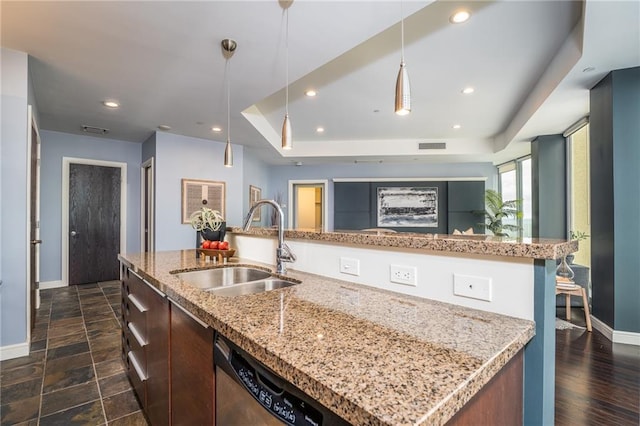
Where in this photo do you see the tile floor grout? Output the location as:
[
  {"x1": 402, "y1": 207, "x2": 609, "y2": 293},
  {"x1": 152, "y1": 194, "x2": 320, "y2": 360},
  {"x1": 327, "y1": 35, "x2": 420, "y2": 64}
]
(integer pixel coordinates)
[{"x1": 0, "y1": 281, "x2": 147, "y2": 426}]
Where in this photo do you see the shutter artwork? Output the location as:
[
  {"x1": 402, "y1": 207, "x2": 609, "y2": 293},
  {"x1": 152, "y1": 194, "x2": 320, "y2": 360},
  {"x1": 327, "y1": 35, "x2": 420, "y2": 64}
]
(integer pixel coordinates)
[{"x1": 181, "y1": 179, "x2": 226, "y2": 223}]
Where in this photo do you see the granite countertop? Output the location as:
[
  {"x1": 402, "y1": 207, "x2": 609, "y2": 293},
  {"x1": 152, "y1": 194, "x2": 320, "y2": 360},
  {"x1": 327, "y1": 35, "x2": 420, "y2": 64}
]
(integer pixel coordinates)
[
  {"x1": 228, "y1": 227, "x2": 577, "y2": 260},
  {"x1": 119, "y1": 250, "x2": 535, "y2": 425}
]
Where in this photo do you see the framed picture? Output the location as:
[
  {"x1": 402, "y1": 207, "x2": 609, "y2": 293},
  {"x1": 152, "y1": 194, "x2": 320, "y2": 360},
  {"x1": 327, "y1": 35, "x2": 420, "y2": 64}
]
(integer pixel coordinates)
[
  {"x1": 377, "y1": 186, "x2": 438, "y2": 227},
  {"x1": 249, "y1": 185, "x2": 262, "y2": 221},
  {"x1": 181, "y1": 178, "x2": 226, "y2": 224}
]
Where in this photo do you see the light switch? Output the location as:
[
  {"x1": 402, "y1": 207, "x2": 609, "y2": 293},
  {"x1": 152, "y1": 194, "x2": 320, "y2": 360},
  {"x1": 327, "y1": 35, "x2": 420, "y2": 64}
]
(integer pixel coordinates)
[
  {"x1": 453, "y1": 273, "x2": 492, "y2": 302},
  {"x1": 339, "y1": 257, "x2": 360, "y2": 276}
]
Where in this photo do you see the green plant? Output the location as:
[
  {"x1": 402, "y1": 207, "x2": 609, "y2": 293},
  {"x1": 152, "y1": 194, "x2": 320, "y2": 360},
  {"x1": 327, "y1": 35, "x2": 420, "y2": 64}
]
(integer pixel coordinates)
[
  {"x1": 189, "y1": 207, "x2": 223, "y2": 232},
  {"x1": 479, "y1": 189, "x2": 523, "y2": 237},
  {"x1": 570, "y1": 230, "x2": 589, "y2": 241}
]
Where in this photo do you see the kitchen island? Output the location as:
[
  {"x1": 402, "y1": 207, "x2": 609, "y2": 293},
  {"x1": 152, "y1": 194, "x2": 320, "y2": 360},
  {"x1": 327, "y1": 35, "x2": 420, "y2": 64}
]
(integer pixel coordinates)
[{"x1": 119, "y1": 240, "x2": 547, "y2": 424}]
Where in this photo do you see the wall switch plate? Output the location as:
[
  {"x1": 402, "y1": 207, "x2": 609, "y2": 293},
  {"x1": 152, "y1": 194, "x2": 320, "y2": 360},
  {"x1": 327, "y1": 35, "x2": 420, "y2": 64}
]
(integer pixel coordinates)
[
  {"x1": 453, "y1": 274, "x2": 492, "y2": 302},
  {"x1": 390, "y1": 264, "x2": 417, "y2": 286},
  {"x1": 339, "y1": 257, "x2": 360, "y2": 276}
]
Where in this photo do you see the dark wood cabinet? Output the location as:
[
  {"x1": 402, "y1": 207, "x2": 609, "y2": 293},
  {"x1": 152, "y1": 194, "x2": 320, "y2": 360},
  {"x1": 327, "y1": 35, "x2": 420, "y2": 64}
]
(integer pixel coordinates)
[
  {"x1": 121, "y1": 265, "x2": 170, "y2": 426},
  {"x1": 170, "y1": 301, "x2": 215, "y2": 426}
]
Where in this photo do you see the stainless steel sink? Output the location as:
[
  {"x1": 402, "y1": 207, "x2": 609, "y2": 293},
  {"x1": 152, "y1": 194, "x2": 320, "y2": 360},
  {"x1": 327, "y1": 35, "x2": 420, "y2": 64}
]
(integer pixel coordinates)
[
  {"x1": 175, "y1": 267, "x2": 272, "y2": 290},
  {"x1": 209, "y1": 279, "x2": 299, "y2": 297}
]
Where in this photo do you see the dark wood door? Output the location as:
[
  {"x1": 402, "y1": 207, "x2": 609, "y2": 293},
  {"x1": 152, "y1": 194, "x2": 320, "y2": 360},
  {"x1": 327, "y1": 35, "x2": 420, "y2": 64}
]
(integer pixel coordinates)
[{"x1": 69, "y1": 163, "x2": 121, "y2": 285}]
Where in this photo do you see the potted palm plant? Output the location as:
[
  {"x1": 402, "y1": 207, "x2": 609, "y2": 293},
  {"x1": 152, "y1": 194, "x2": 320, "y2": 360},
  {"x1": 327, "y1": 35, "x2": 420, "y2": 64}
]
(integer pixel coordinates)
[{"x1": 479, "y1": 189, "x2": 522, "y2": 237}]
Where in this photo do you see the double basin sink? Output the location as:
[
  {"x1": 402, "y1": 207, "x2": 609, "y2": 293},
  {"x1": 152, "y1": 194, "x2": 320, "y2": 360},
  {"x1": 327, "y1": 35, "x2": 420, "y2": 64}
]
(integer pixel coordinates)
[{"x1": 175, "y1": 267, "x2": 299, "y2": 297}]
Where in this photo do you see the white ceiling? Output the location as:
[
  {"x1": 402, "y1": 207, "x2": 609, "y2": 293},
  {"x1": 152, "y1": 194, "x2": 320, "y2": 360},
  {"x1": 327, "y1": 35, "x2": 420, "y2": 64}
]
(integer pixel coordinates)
[{"x1": 2, "y1": 1, "x2": 639, "y2": 166}]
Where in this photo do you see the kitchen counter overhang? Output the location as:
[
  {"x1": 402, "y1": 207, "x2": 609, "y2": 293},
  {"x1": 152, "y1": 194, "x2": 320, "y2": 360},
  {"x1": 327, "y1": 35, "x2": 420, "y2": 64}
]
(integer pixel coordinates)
[{"x1": 119, "y1": 250, "x2": 534, "y2": 425}]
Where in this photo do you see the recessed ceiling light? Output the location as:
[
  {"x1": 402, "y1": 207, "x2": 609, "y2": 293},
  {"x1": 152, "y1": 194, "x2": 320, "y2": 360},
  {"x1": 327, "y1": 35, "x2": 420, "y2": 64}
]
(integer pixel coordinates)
[
  {"x1": 158, "y1": 125, "x2": 171, "y2": 131},
  {"x1": 316, "y1": 127, "x2": 325, "y2": 133},
  {"x1": 305, "y1": 89, "x2": 317, "y2": 97},
  {"x1": 461, "y1": 87, "x2": 475, "y2": 94},
  {"x1": 103, "y1": 100, "x2": 119, "y2": 108},
  {"x1": 211, "y1": 126, "x2": 222, "y2": 132},
  {"x1": 453, "y1": 124, "x2": 462, "y2": 129},
  {"x1": 450, "y1": 10, "x2": 471, "y2": 24}
]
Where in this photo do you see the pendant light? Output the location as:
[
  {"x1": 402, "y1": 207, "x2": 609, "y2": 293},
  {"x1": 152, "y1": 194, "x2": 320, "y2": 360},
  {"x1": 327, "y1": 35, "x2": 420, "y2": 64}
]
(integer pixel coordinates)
[
  {"x1": 281, "y1": 6, "x2": 293, "y2": 150},
  {"x1": 222, "y1": 38, "x2": 237, "y2": 167},
  {"x1": 395, "y1": 0, "x2": 411, "y2": 115}
]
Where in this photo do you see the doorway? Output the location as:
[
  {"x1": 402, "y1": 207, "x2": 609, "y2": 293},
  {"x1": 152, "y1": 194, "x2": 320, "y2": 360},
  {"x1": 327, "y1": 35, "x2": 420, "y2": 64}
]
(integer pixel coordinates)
[
  {"x1": 62, "y1": 158, "x2": 127, "y2": 286},
  {"x1": 141, "y1": 157, "x2": 155, "y2": 252},
  {"x1": 288, "y1": 180, "x2": 328, "y2": 232}
]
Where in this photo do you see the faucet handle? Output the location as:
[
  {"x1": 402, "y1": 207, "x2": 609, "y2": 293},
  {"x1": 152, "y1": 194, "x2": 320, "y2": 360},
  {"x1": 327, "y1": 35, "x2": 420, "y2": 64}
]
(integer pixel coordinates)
[{"x1": 280, "y1": 243, "x2": 297, "y2": 263}]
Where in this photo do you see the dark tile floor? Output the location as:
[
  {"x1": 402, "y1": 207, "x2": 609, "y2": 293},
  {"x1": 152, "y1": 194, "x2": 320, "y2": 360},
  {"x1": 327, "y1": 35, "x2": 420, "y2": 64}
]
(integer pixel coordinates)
[{"x1": 0, "y1": 282, "x2": 147, "y2": 425}]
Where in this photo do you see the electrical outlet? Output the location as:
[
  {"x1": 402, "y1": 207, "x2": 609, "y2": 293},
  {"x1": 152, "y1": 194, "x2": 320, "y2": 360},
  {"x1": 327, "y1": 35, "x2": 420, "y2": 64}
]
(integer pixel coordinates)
[
  {"x1": 339, "y1": 257, "x2": 360, "y2": 276},
  {"x1": 390, "y1": 264, "x2": 417, "y2": 286},
  {"x1": 453, "y1": 274, "x2": 492, "y2": 302}
]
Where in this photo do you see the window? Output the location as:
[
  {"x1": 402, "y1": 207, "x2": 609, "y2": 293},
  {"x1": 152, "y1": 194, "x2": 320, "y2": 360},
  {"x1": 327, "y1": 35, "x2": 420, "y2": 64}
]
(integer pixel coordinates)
[
  {"x1": 566, "y1": 123, "x2": 590, "y2": 267},
  {"x1": 497, "y1": 156, "x2": 532, "y2": 238}
]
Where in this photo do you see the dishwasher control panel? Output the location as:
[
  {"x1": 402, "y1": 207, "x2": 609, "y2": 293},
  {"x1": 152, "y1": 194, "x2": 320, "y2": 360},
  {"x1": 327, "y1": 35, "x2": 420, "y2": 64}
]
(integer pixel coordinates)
[{"x1": 231, "y1": 350, "x2": 322, "y2": 426}]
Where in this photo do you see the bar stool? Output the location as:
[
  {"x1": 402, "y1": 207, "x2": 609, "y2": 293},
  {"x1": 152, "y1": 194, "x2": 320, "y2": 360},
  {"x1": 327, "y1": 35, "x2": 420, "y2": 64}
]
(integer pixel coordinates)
[{"x1": 556, "y1": 279, "x2": 592, "y2": 332}]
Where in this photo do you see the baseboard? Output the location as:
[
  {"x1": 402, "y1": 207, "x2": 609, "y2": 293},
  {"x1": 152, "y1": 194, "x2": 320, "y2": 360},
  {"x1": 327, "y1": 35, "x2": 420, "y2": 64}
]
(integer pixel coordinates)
[
  {"x1": 591, "y1": 315, "x2": 640, "y2": 346},
  {"x1": 40, "y1": 280, "x2": 65, "y2": 289},
  {"x1": 0, "y1": 342, "x2": 29, "y2": 361},
  {"x1": 612, "y1": 330, "x2": 640, "y2": 346}
]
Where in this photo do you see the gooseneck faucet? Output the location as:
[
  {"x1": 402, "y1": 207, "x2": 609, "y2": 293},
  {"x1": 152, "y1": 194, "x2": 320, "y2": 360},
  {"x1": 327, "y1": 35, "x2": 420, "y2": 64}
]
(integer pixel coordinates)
[{"x1": 243, "y1": 199, "x2": 296, "y2": 274}]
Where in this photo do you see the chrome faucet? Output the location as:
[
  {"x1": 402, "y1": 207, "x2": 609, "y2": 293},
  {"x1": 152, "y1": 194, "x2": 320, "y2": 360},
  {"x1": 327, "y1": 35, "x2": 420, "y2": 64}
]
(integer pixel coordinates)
[{"x1": 243, "y1": 199, "x2": 296, "y2": 274}]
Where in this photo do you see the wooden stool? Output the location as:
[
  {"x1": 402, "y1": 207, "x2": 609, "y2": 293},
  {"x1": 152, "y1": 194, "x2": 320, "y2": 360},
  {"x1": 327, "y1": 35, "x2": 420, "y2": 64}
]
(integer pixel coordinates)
[{"x1": 556, "y1": 280, "x2": 592, "y2": 332}]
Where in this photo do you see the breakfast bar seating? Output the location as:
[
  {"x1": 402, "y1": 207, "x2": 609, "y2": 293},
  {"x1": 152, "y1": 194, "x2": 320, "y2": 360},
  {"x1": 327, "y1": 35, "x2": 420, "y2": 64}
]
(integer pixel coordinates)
[{"x1": 556, "y1": 278, "x2": 592, "y2": 331}]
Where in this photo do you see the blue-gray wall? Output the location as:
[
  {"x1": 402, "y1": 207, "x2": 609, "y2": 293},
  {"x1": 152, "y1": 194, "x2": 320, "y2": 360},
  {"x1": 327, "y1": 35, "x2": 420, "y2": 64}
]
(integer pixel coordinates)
[
  {"x1": 242, "y1": 148, "x2": 271, "y2": 226},
  {"x1": 590, "y1": 67, "x2": 640, "y2": 333},
  {"x1": 154, "y1": 133, "x2": 244, "y2": 251},
  {"x1": 39, "y1": 130, "x2": 142, "y2": 283},
  {"x1": 268, "y1": 162, "x2": 497, "y2": 231},
  {"x1": 1, "y1": 48, "x2": 30, "y2": 347},
  {"x1": 142, "y1": 132, "x2": 156, "y2": 163},
  {"x1": 531, "y1": 134, "x2": 567, "y2": 239}
]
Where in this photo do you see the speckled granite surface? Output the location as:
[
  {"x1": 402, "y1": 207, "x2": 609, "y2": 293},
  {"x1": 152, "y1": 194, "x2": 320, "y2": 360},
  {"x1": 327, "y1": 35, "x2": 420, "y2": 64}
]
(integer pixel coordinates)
[
  {"x1": 119, "y1": 251, "x2": 534, "y2": 425},
  {"x1": 228, "y1": 227, "x2": 578, "y2": 260}
]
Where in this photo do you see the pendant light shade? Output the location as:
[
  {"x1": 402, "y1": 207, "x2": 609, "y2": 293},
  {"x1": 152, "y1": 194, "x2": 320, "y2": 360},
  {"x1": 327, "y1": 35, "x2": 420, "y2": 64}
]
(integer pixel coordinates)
[
  {"x1": 282, "y1": 6, "x2": 293, "y2": 150},
  {"x1": 282, "y1": 113, "x2": 292, "y2": 150},
  {"x1": 221, "y1": 38, "x2": 237, "y2": 167},
  {"x1": 394, "y1": 0, "x2": 411, "y2": 116},
  {"x1": 224, "y1": 138, "x2": 233, "y2": 167},
  {"x1": 395, "y1": 61, "x2": 411, "y2": 115}
]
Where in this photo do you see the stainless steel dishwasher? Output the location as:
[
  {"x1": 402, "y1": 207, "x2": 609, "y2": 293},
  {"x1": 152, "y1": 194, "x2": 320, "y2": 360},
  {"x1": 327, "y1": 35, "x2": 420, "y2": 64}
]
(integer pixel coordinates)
[{"x1": 214, "y1": 334, "x2": 349, "y2": 426}]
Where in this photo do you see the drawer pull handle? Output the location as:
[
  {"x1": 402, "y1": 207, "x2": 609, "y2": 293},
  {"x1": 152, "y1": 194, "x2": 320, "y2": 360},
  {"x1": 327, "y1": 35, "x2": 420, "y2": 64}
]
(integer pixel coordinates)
[
  {"x1": 127, "y1": 351, "x2": 147, "y2": 382},
  {"x1": 129, "y1": 268, "x2": 166, "y2": 298},
  {"x1": 127, "y1": 294, "x2": 148, "y2": 313},
  {"x1": 128, "y1": 323, "x2": 147, "y2": 347}
]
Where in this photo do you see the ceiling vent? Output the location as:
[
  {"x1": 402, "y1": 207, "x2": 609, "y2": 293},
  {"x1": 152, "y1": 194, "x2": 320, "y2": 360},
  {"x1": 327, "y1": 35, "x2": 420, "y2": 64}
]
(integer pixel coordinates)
[
  {"x1": 82, "y1": 125, "x2": 109, "y2": 135},
  {"x1": 418, "y1": 142, "x2": 446, "y2": 150}
]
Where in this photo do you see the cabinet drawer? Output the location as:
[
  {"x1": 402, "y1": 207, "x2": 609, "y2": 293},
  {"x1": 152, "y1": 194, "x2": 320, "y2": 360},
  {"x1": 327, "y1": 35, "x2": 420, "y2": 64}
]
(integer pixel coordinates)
[{"x1": 127, "y1": 351, "x2": 147, "y2": 409}]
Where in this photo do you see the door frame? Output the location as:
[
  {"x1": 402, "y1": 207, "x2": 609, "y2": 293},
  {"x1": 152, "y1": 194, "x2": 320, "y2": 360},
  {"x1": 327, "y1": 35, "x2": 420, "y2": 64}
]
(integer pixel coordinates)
[
  {"x1": 26, "y1": 105, "x2": 41, "y2": 339},
  {"x1": 287, "y1": 180, "x2": 329, "y2": 232},
  {"x1": 140, "y1": 157, "x2": 155, "y2": 252},
  {"x1": 62, "y1": 157, "x2": 127, "y2": 286}
]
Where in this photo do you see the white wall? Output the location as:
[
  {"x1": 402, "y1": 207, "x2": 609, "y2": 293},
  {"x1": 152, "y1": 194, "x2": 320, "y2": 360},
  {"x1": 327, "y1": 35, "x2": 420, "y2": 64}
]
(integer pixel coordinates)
[
  {"x1": 154, "y1": 132, "x2": 244, "y2": 251},
  {"x1": 1, "y1": 48, "x2": 29, "y2": 350},
  {"x1": 39, "y1": 130, "x2": 142, "y2": 283},
  {"x1": 230, "y1": 234, "x2": 535, "y2": 320}
]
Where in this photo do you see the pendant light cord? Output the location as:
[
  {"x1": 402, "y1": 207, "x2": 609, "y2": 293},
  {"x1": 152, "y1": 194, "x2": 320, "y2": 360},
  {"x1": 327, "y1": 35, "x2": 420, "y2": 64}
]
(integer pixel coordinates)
[
  {"x1": 285, "y1": 8, "x2": 289, "y2": 115},
  {"x1": 227, "y1": 59, "x2": 231, "y2": 141},
  {"x1": 400, "y1": 0, "x2": 405, "y2": 62}
]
